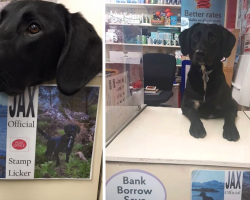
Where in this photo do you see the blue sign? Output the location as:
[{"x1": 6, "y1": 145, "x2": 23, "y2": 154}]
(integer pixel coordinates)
[{"x1": 181, "y1": 0, "x2": 226, "y2": 31}]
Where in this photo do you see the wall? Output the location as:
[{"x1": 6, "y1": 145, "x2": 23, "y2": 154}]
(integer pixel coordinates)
[
  {"x1": 59, "y1": 0, "x2": 103, "y2": 38},
  {"x1": 0, "y1": 0, "x2": 103, "y2": 200}
]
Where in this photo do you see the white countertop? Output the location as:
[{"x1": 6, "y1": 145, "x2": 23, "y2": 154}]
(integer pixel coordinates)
[{"x1": 106, "y1": 107, "x2": 250, "y2": 168}]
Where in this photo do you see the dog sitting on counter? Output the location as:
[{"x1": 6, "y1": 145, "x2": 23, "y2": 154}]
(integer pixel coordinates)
[
  {"x1": 0, "y1": 0, "x2": 102, "y2": 96},
  {"x1": 179, "y1": 23, "x2": 239, "y2": 142}
]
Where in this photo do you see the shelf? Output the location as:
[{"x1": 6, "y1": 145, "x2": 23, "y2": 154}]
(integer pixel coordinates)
[
  {"x1": 107, "y1": 23, "x2": 181, "y2": 28},
  {"x1": 106, "y1": 43, "x2": 180, "y2": 48},
  {"x1": 105, "y1": 3, "x2": 181, "y2": 8},
  {"x1": 106, "y1": 61, "x2": 141, "y2": 65},
  {"x1": 106, "y1": 61, "x2": 182, "y2": 66}
]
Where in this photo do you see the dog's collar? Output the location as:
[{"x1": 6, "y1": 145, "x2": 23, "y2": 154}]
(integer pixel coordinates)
[
  {"x1": 68, "y1": 137, "x2": 73, "y2": 148},
  {"x1": 200, "y1": 65, "x2": 214, "y2": 94},
  {"x1": 65, "y1": 135, "x2": 73, "y2": 139},
  {"x1": 200, "y1": 65, "x2": 213, "y2": 83}
]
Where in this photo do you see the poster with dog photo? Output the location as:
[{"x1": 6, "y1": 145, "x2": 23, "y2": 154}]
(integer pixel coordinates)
[
  {"x1": 35, "y1": 85, "x2": 100, "y2": 179},
  {"x1": 192, "y1": 170, "x2": 248, "y2": 200},
  {"x1": 192, "y1": 170, "x2": 225, "y2": 200}
]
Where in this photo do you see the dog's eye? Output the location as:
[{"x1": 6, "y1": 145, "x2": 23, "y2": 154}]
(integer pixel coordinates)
[
  {"x1": 210, "y1": 36, "x2": 216, "y2": 42},
  {"x1": 27, "y1": 23, "x2": 41, "y2": 34},
  {"x1": 194, "y1": 35, "x2": 199, "y2": 41}
]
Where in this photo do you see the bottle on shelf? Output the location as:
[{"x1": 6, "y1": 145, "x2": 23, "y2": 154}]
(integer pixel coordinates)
[{"x1": 177, "y1": 14, "x2": 181, "y2": 25}]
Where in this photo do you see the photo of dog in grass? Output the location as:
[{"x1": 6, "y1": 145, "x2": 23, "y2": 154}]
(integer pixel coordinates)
[{"x1": 35, "y1": 85, "x2": 99, "y2": 179}]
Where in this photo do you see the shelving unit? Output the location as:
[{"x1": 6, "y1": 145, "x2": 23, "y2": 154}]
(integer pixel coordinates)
[
  {"x1": 105, "y1": 3, "x2": 181, "y2": 8},
  {"x1": 106, "y1": 22, "x2": 181, "y2": 28},
  {"x1": 105, "y1": 2, "x2": 182, "y2": 53},
  {"x1": 106, "y1": 42, "x2": 180, "y2": 48},
  {"x1": 106, "y1": 61, "x2": 182, "y2": 68},
  {"x1": 105, "y1": 2, "x2": 182, "y2": 118}
]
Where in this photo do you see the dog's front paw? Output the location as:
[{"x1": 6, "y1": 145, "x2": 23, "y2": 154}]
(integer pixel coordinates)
[
  {"x1": 189, "y1": 121, "x2": 206, "y2": 138},
  {"x1": 223, "y1": 124, "x2": 240, "y2": 141}
]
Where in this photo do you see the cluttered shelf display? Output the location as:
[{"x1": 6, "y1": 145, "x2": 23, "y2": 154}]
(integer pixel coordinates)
[
  {"x1": 106, "y1": 7, "x2": 181, "y2": 27},
  {"x1": 105, "y1": 0, "x2": 182, "y2": 99},
  {"x1": 106, "y1": 0, "x2": 181, "y2": 5},
  {"x1": 105, "y1": 26, "x2": 182, "y2": 64},
  {"x1": 105, "y1": 43, "x2": 180, "y2": 48},
  {"x1": 105, "y1": 0, "x2": 181, "y2": 43},
  {"x1": 105, "y1": 0, "x2": 182, "y2": 63}
]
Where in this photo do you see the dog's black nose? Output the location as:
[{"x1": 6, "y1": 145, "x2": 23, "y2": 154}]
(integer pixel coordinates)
[{"x1": 196, "y1": 50, "x2": 207, "y2": 58}]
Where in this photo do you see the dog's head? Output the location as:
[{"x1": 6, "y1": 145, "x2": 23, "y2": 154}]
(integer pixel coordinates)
[
  {"x1": 179, "y1": 23, "x2": 236, "y2": 68},
  {"x1": 199, "y1": 192, "x2": 206, "y2": 197},
  {"x1": 0, "y1": 1, "x2": 102, "y2": 96},
  {"x1": 64, "y1": 124, "x2": 80, "y2": 138}
]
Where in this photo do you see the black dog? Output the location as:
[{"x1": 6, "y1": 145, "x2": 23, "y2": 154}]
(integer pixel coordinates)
[
  {"x1": 38, "y1": 124, "x2": 80, "y2": 166},
  {"x1": 199, "y1": 192, "x2": 214, "y2": 200},
  {"x1": 179, "y1": 23, "x2": 239, "y2": 141},
  {"x1": 0, "y1": 1, "x2": 102, "y2": 96}
]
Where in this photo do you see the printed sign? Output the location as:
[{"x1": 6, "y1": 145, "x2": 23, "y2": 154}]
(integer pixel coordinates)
[
  {"x1": 0, "y1": 85, "x2": 100, "y2": 179},
  {"x1": 224, "y1": 171, "x2": 243, "y2": 199},
  {"x1": 181, "y1": 0, "x2": 226, "y2": 31},
  {"x1": 192, "y1": 170, "x2": 250, "y2": 200},
  {"x1": 106, "y1": 169, "x2": 166, "y2": 200}
]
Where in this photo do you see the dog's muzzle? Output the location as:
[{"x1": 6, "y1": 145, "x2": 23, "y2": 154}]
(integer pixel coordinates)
[{"x1": 195, "y1": 49, "x2": 207, "y2": 64}]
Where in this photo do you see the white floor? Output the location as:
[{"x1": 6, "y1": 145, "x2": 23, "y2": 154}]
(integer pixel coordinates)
[{"x1": 106, "y1": 107, "x2": 250, "y2": 168}]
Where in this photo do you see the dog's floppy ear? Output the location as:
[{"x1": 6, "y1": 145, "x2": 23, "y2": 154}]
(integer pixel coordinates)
[
  {"x1": 179, "y1": 23, "x2": 200, "y2": 56},
  {"x1": 56, "y1": 8, "x2": 102, "y2": 95},
  {"x1": 220, "y1": 26, "x2": 236, "y2": 58},
  {"x1": 179, "y1": 28, "x2": 190, "y2": 56},
  {"x1": 64, "y1": 124, "x2": 70, "y2": 134}
]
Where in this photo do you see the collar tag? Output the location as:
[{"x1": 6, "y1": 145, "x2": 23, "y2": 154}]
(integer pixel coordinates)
[{"x1": 205, "y1": 74, "x2": 209, "y2": 82}]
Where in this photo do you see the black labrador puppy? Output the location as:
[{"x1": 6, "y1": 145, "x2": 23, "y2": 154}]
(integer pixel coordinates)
[
  {"x1": 179, "y1": 23, "x2": 239, "y2": 141},
  {"x1": 37, "y1": 124, "x2": 80, "y2": 166},
  {"x1": 200, "y1": 192, "x2": 214, "y2": 200},
  {"x1": 0, "y1": 1, "x2": 102, "y2": 96}
]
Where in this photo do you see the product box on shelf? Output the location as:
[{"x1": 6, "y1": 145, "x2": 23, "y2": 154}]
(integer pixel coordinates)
[
  {"x1": 115, "y1": 0, "x2": 144, "y2": 3},
  {"x1": 114, "y1": 0, "x2": 126, "y2": 2},
  {"x1": 110, "y1": 51, "x2": 142, "y2": 64},
  {"x1": 106, "y1": 26, "x2": 124, "y2": 43},
  {"x1": 106, "y1": 32, "x2": 114, "y2": 43},
  {"x1": 150, "y1": 31, "x2": 181, "y2": 46},
  {"x1": 170, "y1": 16, "x2": 177, "y2": 25}
]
